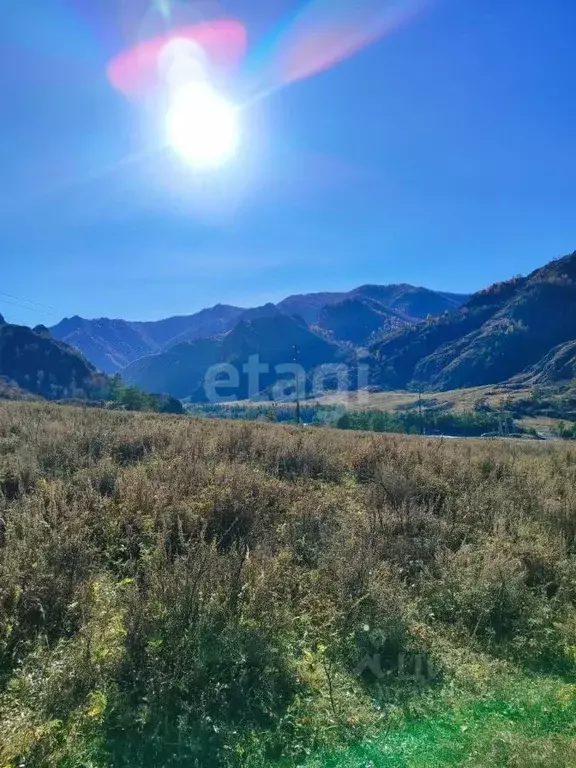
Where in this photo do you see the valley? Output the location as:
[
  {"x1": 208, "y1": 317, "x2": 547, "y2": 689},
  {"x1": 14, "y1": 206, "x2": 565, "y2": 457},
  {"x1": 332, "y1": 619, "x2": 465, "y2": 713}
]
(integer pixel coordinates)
[{"x1": 41, "y1": 252, "x2": 576, "y2": 417}]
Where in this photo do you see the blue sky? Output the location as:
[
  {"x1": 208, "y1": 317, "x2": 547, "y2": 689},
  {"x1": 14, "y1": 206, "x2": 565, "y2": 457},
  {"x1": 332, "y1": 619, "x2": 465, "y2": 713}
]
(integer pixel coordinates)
[{"x1": 1, "y1": 0, "x2": 575, "y2": 325}]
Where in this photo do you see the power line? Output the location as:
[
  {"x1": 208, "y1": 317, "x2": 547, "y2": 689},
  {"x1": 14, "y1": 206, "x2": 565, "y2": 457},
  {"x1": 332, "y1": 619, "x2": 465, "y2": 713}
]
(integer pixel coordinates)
[
  {"x1": 0, "y1": 292, "x2": 56, "y2": 312},
  {"x1": 294, "y1": 344, "x2": 301, "y2": 426},
  {"x1": 0, "y1": 297, "x2": 57, "y2": 318},
  {"x1": 418, "y1": 388, "x2": 424, "y2": 435}
]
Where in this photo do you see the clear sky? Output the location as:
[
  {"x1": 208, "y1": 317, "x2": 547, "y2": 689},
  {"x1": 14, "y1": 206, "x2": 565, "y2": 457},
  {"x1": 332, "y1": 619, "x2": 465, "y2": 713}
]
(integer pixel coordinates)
[{"x1": 1, "y1": 0, "x2": 575, "y2": 326}]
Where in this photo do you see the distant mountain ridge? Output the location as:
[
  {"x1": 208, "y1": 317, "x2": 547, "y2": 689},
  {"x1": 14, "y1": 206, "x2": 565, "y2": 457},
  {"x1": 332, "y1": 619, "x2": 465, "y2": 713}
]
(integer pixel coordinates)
[
  {"x1": 277, "y1": 284, "x2": 466, "y2": 324},
  {"x1": 51, "y1": 305, "x2": 243, "y2": 373},
  {"x1": 51, "y1": 284, "x2": 469, "y2": 374},
  {"x1": 122, "y1": 313, "x2": 348, "y2": 401},
  {"x1": 5, "y1": 252, "x2": 576, "y2": 405},
  {"x1": 371, "y1": 250, "x2": 576, "y2": 391}
]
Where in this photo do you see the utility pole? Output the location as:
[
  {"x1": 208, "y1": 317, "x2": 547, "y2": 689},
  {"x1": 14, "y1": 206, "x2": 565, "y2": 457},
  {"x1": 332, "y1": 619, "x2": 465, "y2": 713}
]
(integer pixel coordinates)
[
  {"x1": 418, "y1": 388, "x2": 424, "y2": 435},
  {"x1": 294, "y1": 344, "x2": 301, "y2": 425}
]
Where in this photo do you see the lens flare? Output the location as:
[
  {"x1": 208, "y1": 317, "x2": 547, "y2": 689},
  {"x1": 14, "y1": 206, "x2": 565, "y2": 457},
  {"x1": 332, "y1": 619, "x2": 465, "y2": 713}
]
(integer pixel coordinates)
[
  {"x1": 249, "y1": 0, "x2": 430, "y2": 97},
  {"x1": 107, "y1": 20, "x2": 246, "y2": 99}
]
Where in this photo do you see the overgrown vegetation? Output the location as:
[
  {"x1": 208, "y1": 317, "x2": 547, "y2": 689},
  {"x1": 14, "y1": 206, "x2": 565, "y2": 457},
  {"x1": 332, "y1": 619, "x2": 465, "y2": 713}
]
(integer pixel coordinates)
[
  {"x1": 187, "y1": 402, "x2": 520, "y2": 437},
  {"x1": 500, "y1": 385, "x2": 576, "y2": 423},
  {"x1": 0, "y1": 376, "x2": 38, "y2": 402},
  {"x1": 555, "y1": 422, "x2": 576, "y2": 440},
  {"x1": 104, "y1": 375, "x2": 184, "y2": 414},
  {"x1": 188, "y1": 382, "x2": 576, "y2": 439},
  {"x1": 334, "y1": 407, "x2": 516, "y2": 436},
  {"x1": 0, "y1": 403, "x2": 575, "y2": 766}
]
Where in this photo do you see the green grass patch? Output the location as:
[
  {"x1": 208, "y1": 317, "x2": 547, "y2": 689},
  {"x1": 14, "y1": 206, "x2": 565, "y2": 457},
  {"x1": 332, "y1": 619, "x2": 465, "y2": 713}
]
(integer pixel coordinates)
[{"x1": 289, "y1": 675, "x2": 576, "y2": 767}]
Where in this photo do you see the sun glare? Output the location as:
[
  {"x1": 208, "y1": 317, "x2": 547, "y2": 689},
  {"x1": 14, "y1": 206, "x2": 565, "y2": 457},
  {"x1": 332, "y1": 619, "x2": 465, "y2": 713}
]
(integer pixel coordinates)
[{"x1": 166, "y1": 81, "x2": 239, "y2": 168}]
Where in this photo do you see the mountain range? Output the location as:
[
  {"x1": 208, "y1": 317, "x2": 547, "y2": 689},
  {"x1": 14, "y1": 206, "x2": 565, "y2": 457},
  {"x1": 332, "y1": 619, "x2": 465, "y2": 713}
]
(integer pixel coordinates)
[
  {"x1": 3, "y1": 251, "x2": 576, "y2": 405},
  {"x1": 118, "y1": 252, "x2": 576, "y2": 400},
  {"x1": 50, "y1": 284, "x2": 466, "y2": 368},
  {"x1": 49, "y1": 284, "x2": 468, "y2": 400},
  {"x1": 50, "y1": 304, "x2": 244, "y2": 374}
]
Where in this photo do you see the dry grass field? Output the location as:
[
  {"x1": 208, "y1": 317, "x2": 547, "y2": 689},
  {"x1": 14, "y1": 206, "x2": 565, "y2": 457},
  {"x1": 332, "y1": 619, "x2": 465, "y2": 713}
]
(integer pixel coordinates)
[
  {"x1": 318, "y1": 385, "x2": 527, "y2": 412},
  {"x1": 1, "y1": 402, "x2": 575, "y2": 766}
]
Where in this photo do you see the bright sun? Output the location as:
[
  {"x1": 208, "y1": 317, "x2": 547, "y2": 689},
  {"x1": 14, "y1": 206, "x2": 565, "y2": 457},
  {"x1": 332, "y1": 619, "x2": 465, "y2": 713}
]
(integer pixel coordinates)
[{"x1": 166, "y1": 82, "x2": 239, "y2": 168}]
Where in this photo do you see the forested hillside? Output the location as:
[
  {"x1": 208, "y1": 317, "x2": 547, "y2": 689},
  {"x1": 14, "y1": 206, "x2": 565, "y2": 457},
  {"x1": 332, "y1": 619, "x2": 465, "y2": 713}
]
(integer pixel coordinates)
[{"x1": 372, "y1": 251, "x2": 576, "y2": 390}]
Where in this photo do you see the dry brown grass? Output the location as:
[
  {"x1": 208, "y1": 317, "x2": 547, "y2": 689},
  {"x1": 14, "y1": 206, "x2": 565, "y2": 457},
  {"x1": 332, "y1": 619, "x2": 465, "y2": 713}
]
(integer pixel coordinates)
[
  {"x1": 0, "y1": 402, "x2": 575, "y2": 766},
  {"x1": 317, "y1": 385, "x2": 527, "y2": 412}
]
